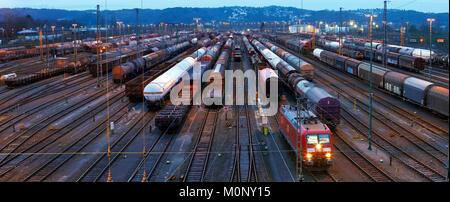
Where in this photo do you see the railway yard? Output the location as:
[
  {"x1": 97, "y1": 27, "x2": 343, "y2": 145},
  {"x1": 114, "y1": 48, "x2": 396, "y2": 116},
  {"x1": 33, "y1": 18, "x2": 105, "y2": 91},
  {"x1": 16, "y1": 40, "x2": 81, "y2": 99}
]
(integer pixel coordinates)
[{"x1": 0, "y1": 29, "x2": 448, "y2": 182}]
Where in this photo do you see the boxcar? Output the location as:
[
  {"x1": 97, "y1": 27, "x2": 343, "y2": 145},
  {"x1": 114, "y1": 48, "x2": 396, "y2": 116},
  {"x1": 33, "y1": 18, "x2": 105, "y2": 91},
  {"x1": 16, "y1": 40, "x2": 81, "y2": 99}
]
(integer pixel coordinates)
[
  {"x1": 386, "y1": 52, "x2": 400, "y2": 66},
  {"x1": 357, "y1": 62, "x2": 388, "y2": 88},
  {"x1": 344, "y1": 58, "x2": 361, "y2": 76},
  {"x1": 426, "y1": 86, "x2": 449, "y2": 117},
  {"x1": 320, "y1": 51, "x2": 339, "y2": 67},
  {"x1": 383, "y1": 71, "x2": 410, "y2": 96},
  {"x1": 334, "y1": 55, "x2": 348, "y2": 71},
  {"x1": 305, "y1": 87, "x2": 340, "y2": 126},
  {"x1": 399, "y1": 55, "x2": 426, "y2": 72},
  {"x1": 403, "y1": 77, "x2": 434, "y2": 105}
]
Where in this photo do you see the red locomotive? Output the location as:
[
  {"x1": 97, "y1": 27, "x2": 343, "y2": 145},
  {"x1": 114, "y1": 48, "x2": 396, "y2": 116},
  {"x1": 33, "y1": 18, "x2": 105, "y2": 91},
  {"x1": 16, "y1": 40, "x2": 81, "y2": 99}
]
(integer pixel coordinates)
[{"x1": 277, "y1": 105, "x2": 333, "y2": 169}]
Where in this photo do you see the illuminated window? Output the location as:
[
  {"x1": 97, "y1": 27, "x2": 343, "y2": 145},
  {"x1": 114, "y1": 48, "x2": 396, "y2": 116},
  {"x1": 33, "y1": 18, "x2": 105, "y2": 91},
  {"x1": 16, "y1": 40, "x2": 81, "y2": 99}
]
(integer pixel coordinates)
[
  {"x1": 318, "y1": 134, "x2": 330, "y2": 144},
  {"x1": 306, "y1": 135, "x2": 318, "y2": 144}
]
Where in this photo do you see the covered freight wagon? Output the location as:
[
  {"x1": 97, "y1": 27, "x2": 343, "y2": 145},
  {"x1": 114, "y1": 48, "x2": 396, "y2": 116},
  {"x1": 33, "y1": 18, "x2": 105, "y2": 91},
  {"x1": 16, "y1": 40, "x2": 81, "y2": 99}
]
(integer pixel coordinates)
[
  {"x1": 403, "y1": 77, "x2": 434, "y2": 105},
  {"x1": 399, "y1": 55, "x2": 425, "y2": 72},
  {"x1": 426, "y1": 86, "x2": 449, "y2": 117},
  {"x1": 357, "y1": 63, "x2": 388, "y2": 88},
  {"x1": 383, "y1": 71, "x2": 410, "y2": 96},
  {"x1": 344, "y1": 58, "x2": 361, "y2": 76},
  {"x1": 305, "y1": 87, "x2": 340, "y2": 126}
]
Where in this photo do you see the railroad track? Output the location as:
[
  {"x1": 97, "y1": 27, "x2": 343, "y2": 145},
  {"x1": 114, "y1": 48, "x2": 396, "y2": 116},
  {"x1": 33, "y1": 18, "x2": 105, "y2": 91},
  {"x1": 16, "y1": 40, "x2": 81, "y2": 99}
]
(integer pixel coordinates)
[
  {"x1": 0, "y1": 74, "x2": 73, "y2": 106},
  {"x1": 0, "y1": 87, "x2": 111, "y2": 165},
  {"x1": 0, "y1": 89, "x2": 125, "y2": 180},
  {"x1": 313, "y1": 69, "x2": 448, "y2": 167},
  {"x1": 340, "y1": 109, "x2": 446, "y2": 182},
  {"x1": 273, "y1": 40, "x2": 449, "y2": 139},
  {"x1": 127, "y1": 117, "x2": 178, "y2": 182},
  {"x1": 230, "y1": 105, "x2": 259, "y2": 182},
  {"x1": 76, "y1": 109, "x2": 159, "y2": 182},
  {"x1": 0, "y1": 72, "x2": 91, "y2": 111},
  {"x1": 0, "y1": 73, "x2": 97, "y2": 132},
  {"x1": 183, "y1": 109, "x2": 218, "y2": 182},
  {"x1": 309, "y1": 170, "x2": 337, "y2": 182},
  {"x1": 307, "y1": 59, "x2": 447, "y2": 181},
  {"x1": 359, "y1": 59, "x2": 448, "y2": 88},
  {"x1": 22, "y1": 102, "x2": 133, "y2": 182},
  {"x1": 333, "y1": 131, "x2": 396, "y2": 182}
]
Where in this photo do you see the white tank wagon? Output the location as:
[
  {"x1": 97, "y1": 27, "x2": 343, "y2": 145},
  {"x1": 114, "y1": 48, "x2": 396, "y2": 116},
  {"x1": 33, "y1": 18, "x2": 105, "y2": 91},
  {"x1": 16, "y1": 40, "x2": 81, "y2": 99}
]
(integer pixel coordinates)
[
  {"x1": 258, "y1": 67, "x2": 279, "y2": 98},
  {"x1": 143, "y1": 47, "x2": 207, "y2": 107},
  {"x1": 259, "y1": 38, "x2": 314, "y2": 81},
  {"x1": 251, "y1": 39, "x2": 297, "y2": 81}
]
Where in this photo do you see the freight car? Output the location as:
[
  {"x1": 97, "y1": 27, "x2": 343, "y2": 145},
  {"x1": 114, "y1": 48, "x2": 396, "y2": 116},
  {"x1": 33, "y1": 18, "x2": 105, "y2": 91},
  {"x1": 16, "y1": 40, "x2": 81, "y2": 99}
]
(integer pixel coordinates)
[
  {"x1": 204, "y1": 49, "x2": 230, "y2": 108},
  {"x1": 258, "y1": 67, "x2": 279, "y2": 97},
  {"x1": 143, "y1": 47, "x2": 207, "y2": 108},
  {"x1": 312, "y1": 48, "x2": 449, "y2": 117},
  {"x1": 232, "y1": 45, "x2": 242, "y2": 62},
  {"x1": 155, "y1": 83, "x2": 193, "y2": 131},
  {"x1": 242, "y1": 36, "x2": 256, "y2": 56},
  {"x1": 323, "y1": 39, "x2": 426, "y2": 72},
  {"x1": 89, "y1": 49, "x2": 143, "y2": 77},
  {"x1": 252, "y1": 38, "x2": 340, "y2": 126},
  {"x1": 223, "y1": 39, "x2": 233, "y2": 50},
  {"x1": 259, "y1": 37, "x2": 314, "y2": 81},
  {"x1": 4, "y1": 66, "x2": 68, "y2": 87},
  {"x1": 0, "y1": 73, "x2": 17, "y2": 85},
  {"x1": 112, "y1": 41, "x2": 191, "y2": 83},
  {"x1": 278, "y1": 105, "x2": 333, "y2": 169}
]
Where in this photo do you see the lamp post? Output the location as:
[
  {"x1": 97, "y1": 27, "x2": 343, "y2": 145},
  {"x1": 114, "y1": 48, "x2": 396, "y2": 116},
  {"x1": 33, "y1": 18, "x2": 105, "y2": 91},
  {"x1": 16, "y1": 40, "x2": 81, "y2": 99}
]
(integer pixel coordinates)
[
  {"x1": 51, "y1": 26, "x2": 55, "y2": 58},
  {"x1": 365, "y1": 14, "x2": 377, "y2": 151},
  {"x1": 427, "y1": 18, "x2": 435, "y2": 82},
  {"x1": 117, "y1": 21, "x2": 123, "y2": 67},
  {"x1": 72, "y1": 24, "x2": 78, "y2": 64}
]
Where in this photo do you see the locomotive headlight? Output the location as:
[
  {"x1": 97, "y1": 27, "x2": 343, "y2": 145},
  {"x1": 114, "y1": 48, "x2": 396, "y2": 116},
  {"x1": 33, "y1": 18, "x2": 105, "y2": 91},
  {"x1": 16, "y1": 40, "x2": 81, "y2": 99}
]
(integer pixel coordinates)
[
  {"x1": 315, "y1": 144, "x2": 322, "y2": 150},
  {"x1": 306, "y1": 153, "x2": 312, "y2": 159},
  {"x1": 325, "y1": 153, "x2": 331, "y2": 158}
]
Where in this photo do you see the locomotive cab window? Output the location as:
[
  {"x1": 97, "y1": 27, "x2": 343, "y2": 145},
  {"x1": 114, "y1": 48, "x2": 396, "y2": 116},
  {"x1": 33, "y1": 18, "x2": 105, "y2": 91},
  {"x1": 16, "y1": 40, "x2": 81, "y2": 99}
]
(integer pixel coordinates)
[
  {"x1": 318, "y1": 134, "x2": 330, "y2": 144},
  {"x1": 306, "y1": 134, "x2": 330, "y2": 145},
  {"x1": 306, "y1": 135, "x2": 318, "y2": 144}
]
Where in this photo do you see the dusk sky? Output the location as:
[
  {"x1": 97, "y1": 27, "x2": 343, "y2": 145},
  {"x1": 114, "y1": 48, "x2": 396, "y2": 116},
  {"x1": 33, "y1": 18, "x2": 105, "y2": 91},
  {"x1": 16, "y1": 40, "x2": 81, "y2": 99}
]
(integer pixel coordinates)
[{"x1": 0, "y1": 0, "x2": 448, "y2": 13}]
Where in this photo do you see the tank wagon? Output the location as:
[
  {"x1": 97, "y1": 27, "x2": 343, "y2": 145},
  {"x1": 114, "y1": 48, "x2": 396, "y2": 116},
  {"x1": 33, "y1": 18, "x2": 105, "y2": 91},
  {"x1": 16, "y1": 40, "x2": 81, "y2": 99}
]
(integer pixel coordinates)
[
  {"x1": 242, "y1": 36, "x2": 256, "y2": 56},
  {"x1": 223, "y1": 39, "x2": 233, "y2": 50},
  {"x1": 204, "y1": 49, "x2": 230, "y2": 108},
  {"x1": 258, "y1": 67, "x2": 279, "y2": 97},
  {"x1": 112, "y1": 41, "x2": 191, "y2": 83},
  {"x1": 143, "y1": 47, "x2": 207, "y2": 107},
  {"x1": 251, "y1": 38, "x2": 340, "y2": 126},
  {"x1": 259, "y1": 37, "x2": 314, "y2": 81},
  {"x1": 278, "y1": 105, "x2": 333, "y2": 169}
]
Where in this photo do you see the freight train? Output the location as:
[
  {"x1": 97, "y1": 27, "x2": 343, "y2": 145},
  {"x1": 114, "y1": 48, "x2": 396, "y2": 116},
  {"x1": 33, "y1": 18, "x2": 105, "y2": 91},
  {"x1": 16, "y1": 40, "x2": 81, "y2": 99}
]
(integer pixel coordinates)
[
  {"x1": 321, "y1": 39, "x2": 427, "y2": 72},
  {"x1": 89, "y1": 34, "x2": 195, "y2": 77},
  {"x1": 0, "y1": 43, "x2": 76, "y2": 62},
  {"x1": 155, "y1": 83, "x2": 194, "y2": 131},
  {"x1": 112, "y1": 41, "x2": 191, "y2": 83},
  {"x1": 313, "y1": 48, "x2": 449, "y2": 117},
  {"x1": 258, "y1": 37, "x2": 315, "y2": 81},
  {"x1": 258, "y1": 66, "x2": 279, "y2": 98},
  {"x1": 242, "y1": 36, "x2": 256, "y2": 56},
  {"x1": 250, "y1": 37, "x2": 340, "y2": 127},
  {"x1": 278, "y1": 105, "x2": 334, "y2": 169},
  {"x1": 204, "y1": 49, "x2": 231, "y2": 108},
  {"x1": 143, "y1": 47, "x2": 207, "y2": 107},
  {"x1": 155, "y1": 43, "x2": 223, "y2": 129}
]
